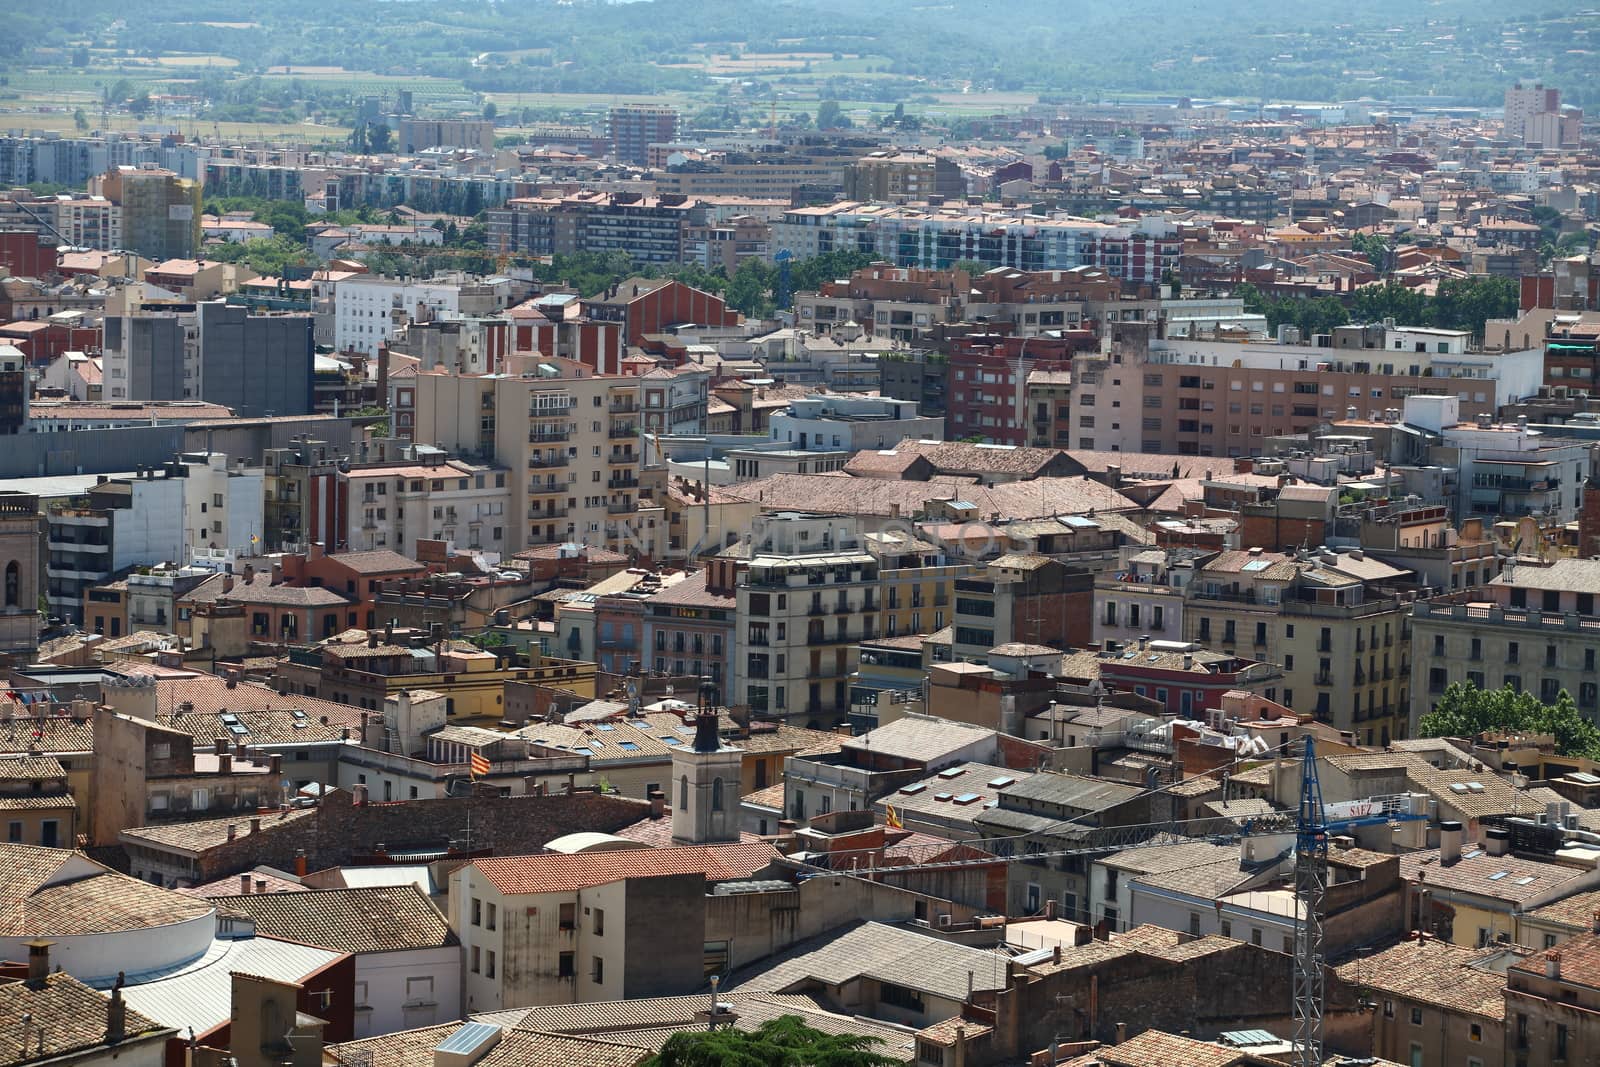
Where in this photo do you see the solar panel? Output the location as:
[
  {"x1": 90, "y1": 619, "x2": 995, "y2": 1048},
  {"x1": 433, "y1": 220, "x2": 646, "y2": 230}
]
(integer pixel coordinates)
[
  {"x1": 1241, "y1": 560, "x2": 1272, "y2": 571},
  {"x1": 1488, "y1": 870, "x2": 1510, "y2": 881}
]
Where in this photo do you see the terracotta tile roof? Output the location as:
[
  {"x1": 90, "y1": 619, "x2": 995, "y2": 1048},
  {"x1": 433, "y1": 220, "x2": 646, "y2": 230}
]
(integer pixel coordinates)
[
  {"x1": 721, "y1": 472, "x2": 1136, "y2": 520},
  {"x1": 0, "y1": 974, "x2": 169, "y2": 1067},
  {"x1": 740, "y1": 783, "x2": 786, "y2": 810},
  {"x1": 484, "y1": 1032, "x2": 650, "y2": 1067},
  {"x1": 325, "y1": 1024, "x2": 458, "y2": 1067},
  {"x1": 1396, "y1": 847, "x2": 1587, "y2": 905},
  {"x1": 209, "y1": 885, "x2": 456, "y2": 954},
  {"x1": 1524, "y1": 888, "x2": 1600, "y2": 931},
  {"x1": 0, "y1": 716, "x2": 94, "y2": 756},
  {"x1": 327, "y1": 550, "x2": 430, "y2": 575},
  {"x1": 1083, "y1": 1029, "x2": 1246, "y2": 1067},
  {"x1": 634, "y1": 570, "x2": 735, "y2": 609},
  {"x1": 102, "y1": 667, "x2": 364, "y2": 730},
  {"x1": 885, "y1": 438, "x2": 1069, "y2": 476},
  {"x1": 1334, "y1": 938, "x2": 1508, "y2": 1018},
  {"x1": 725, "y1": 921, "x2": 1008, "y2": 1002},
  {"x1": 118, "y1": 807, "x2": 315, "y2": 857},
  {"x1": 0, "y1": 795, "x2": 77, "y2": 811},
  {"x1": 471, "y1": 842, "x2": 778, "y2": 896},
  {"x1": 182, "y1": 867, "x2": 307, "y2": 897},
  {"x1": 1406, "y1": 766, "x2": 1526, "y2": 820},
  {"x1": 0, "y1": 755, "x2": 66, "y2": 780},
  {"x1": 1511, "y1": 931, "x2": 1600, "y2": 987},
  {"x1": 0, "y1": 843, "x2": 214, "y2": 937}
]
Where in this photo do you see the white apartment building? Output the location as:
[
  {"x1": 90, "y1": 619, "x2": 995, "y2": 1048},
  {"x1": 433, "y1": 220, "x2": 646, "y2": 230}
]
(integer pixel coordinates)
[
  {"x1": 180, "y1": 452, "x2": 265, "y2": 561},
  {"x1": 333, "y1": 276, "x2": 465, "y2": 357},
  {"x1": 638, "y1": 365, "x2": 710, "y2": 436},
  {"x1": 342, "y1": 457, "x2": 512, "y2": 554},
  {"x1": 769, "y1": 394, "x2": 943, "y2": 452}
]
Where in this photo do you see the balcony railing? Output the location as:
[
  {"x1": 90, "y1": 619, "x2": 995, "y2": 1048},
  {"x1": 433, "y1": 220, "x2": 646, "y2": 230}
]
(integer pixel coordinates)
[
  {"x1": 528, "y1": 453, "x2": 568, "y2": 469},
  {"x1": 609, "y1": 424, "x2": 637, "y2": 438}
]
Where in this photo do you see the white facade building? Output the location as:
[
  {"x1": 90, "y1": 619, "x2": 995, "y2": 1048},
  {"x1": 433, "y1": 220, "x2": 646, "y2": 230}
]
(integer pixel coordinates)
[
  {"x1": 769, "y1": 394, "x2": 943, "y2": 453},
  {"x1": 341, "y1": 457, "x2": 512, "y2": 554},
  {"x1": 334, "y1": 276, "x2": 464, "y2": 357}
]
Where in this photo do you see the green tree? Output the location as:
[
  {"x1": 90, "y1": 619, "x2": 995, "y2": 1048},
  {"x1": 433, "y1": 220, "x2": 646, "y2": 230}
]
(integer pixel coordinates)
[
  {"x1": 482, "y1": 100, "x2": 498, "y2": 120},
  {"x1": 725, "y1": 257, "x2": 775, "y2": 318},
  {"x1": 648, "y1": 1016, "x2": 898, "y2": 1067},
  {"x1": 816, "y1": 99, "x2": 848, "y2": 129},
  {"x1": 73, "y1": 108, "x2": 88, "y2": 132},
  {"x1": 1419, "y1": 682, "x2": 1600, "y2": 760}
]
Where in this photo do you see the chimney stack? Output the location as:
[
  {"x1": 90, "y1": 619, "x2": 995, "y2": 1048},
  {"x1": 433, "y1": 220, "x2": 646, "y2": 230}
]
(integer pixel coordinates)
[
  {"x1": 105, "y1": 973, "x2": 127, "y2": 1045},
  {"x1": 250, "y1": 816, "x2": 261, "y2": 834},
  {"x1": 226, "y1": 823, "x2": 237, "y2": 841},
  {"x1": 294, "y1": 849, "x2": 307, "y2": 877},
  {"x1": 1546, "y1": 951, "x2": 1561, "y2": 980},
  {"x1": 1440, "y1": 820, "x2": 1464, "y2": 865},
  {"x1": 255, "y1": 878, "x2": 267, "y2": 894},
  {"x1": 649, "y1": 790, "x2": 665, "y2": 820},
  {"x1": 240, "y1": 873, "x2": 252, "y2": 894},
  {"x1": 1485, "y1": 827, "x2": 1511, "y2": 857},
  {"x1": 25, "y1": 940, "x2": 51, "y2": 986}
]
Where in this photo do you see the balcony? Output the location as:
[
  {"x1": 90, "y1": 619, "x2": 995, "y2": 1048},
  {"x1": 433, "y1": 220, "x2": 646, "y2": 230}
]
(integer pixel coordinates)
[
  {"x1": 609, "y1": 424, "x2": 637, "y2": 439},
  {"x1": 607, "y1": 476, "x2": 638, "y2": 490},
  {"x1": 1314, "y1": 672, "x2": 1334, "y2": 686},
  {"x1": 528, "y1": 398, "x2": 575, "y2": 416},
  {"x1": 833, "y1": 601, "x2": 852, "y2": 614},
  {"x1": 529, "y1": 506, "x2": 569, "y2": 520},
  {"x1": 528, "y1": 453, "x2": 568, "y2": 469},
  {"x1": 609, "y1": 399, "x2": 638, "y2": 414},
  {"x1": 607, "y1": 501, "x2": 635, "y2": 514},
  {"x1": 528, "y1": 482, "x2": 565, "y2": 497},
  {"x1": 608, "y1": 452, "x2": 637, "y2": 466},
  {"x1": 528, "y1": 428, "x2": 571, "y2": 444},
  {"x1": 807, "y1": 602, "x2": 827, "y2": 616}
]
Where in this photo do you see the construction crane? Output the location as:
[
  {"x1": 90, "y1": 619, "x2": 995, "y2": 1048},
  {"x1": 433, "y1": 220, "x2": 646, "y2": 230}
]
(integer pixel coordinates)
[{"x1": 1292, "y1": 737, "x2": 1328, "y2": 1067}]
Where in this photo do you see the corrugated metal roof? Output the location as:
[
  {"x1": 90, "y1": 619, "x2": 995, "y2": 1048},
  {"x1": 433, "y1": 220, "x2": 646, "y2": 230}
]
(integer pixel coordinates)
[{"x1": 119, "y1": 935, "x2": 345, "y2": 1035}]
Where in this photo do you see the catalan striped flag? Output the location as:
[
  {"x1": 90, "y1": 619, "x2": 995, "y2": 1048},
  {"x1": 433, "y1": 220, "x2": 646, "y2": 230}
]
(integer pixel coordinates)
[
  {"x1": 470, "y1": 751, "x2": 491, "y2": 779},
  {"x1": 885, "y1": 805, "x2": 903, "y2": 830}
]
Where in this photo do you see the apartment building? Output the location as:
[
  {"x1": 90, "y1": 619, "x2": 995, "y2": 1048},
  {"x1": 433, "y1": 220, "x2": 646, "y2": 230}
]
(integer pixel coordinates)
[
  {"x1": 734, "y1": 514, "x2": 880, "y2": 725},
  {"x1": 651, "y1": 154, "x2": 851, "y2": 200},
  {"x1": 843, "y1": 152, "x2": 965, "y2": 203},
  {"x1": 92, "y1": 166, "x2": 200, "y2": 261},
  {"x1": 608, "y1": 105, "x2": 678, "y2": 165},
  {"x1": 487, "y1": 193, "x2": 700, "y2": 264},
  {"x1": 1093, "y1": 546, "x2": 1207, "y2": 648},
  {"x1": 771, "y1": 203, "x2": 1181, "y2": 284},
  {"x1": 48, "y1": 194, "x2": 122, "y2": 250},
  {"x1": 1184, "y1": 547, "x2": 1415, "y2": 745},
  {"x1": 1409, "y1": 397, "x2": 1591, "y2": 523},
  {"x1": 1067, "y1": 324, "x2": 1544, "y2": 457},
  {"x1": 867, "y1": 531, "x2": 968, "y2": 643},
  {"x1": 636, "y1": 364, "x2": 709, "y2": 436},
  {"x1": 1411, "y1": 556, "x2": 1600, "y2": 729},
  {"x1": 396, "y1": 118, "x2": 495, "y2": 153},
  {"x1": 333, "y1": 276, "x2": 465, "y2": 358},
  {"x1": 768, "y1": 394, "x2": 943, "y2": 452},
  {"x1": 411, "y1": 358, "x2": 648, "y2": 553},
  {"x1": 950, "y1": 554, "x2": 1094, "y2": 662},
  {"x1": 338, "y1": 457, "x2": 512, "y2": 555}
]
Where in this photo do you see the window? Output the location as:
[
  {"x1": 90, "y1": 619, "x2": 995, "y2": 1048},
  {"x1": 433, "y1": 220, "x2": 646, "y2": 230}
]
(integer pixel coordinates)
[
  {"x1": 880, "y1": 983, "x2": 925, "y2": 1012},
  {"x1": 405, "y1": 977, "x2": 433, "y2": 1003},
  {"x1": 470, "y1": 946, "x2": 480, "y2": 973},
  {"x1": 1189, "y1": 913, "x2": 1200, "y2": 936},
  {"x1": 1556, "y1": 1024, "x2": 1568, "y2": 1060},
  {"x1": 471, "y1": 897, "x2": 482, "y2": 926},
  {"x1": 1410, "y1": 1007, "x2": 1423, "y2": 1026},
  {"x1": 592, "y1": 956, "x2": 605, "y2": 984},
  {"x1": 712, "y1": 777, "x2": 724, "y2": 811},
  {"x1": 594, "y1": 908, "x2": 605, "y2": 935},
  {"x1": 485, "y1": 950, "x2": 496, "y2": 978},
  {"x1": 486, "y1": 902, "x2": 496, "y2": 930},
  {"x1": 1470, "y1": 1023, "x2": 1482, "y2": 1043},
  {"x1": 559, "y1": 902, "x2": 575, "y2": 930},
  {"x1": 1251, "y1": 929, "x2": 1262, "y2": 946},
  {"x1": 558, "y1": 952, "x2": 575, "y2": 978},
  {"x1": 1383, "y1": 1000, "x2": 1394, "y2": 1019}
]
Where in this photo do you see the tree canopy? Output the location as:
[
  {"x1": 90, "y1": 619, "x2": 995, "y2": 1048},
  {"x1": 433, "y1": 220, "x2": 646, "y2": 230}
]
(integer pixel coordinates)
[
  {"x1": 1418, "y1": 682, "x2": 1600, "y2": 760},
  {"x1": 647, "y1": 1016, "x2": 898, "y2": 1067}
]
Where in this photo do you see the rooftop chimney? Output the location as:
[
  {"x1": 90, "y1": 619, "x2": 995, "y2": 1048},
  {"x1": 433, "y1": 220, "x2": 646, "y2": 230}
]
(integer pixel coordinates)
[
  {"x1": 226, "y1": 823, "x2": 237, "y2": 841},
  {"x1": 1546, "y1": 951, "x2": 1561, "y2": 980},
  {"x1": 294, "y1": 849, "x2": 307, "y2": 877},
  {"x1": 255, "y1": 878, "x2": 267, "y2": 894},
  {"x1": 105, "y1": 973, "x2": 126, "y2": 1045},
  {"x1": 1485, "y1": 827, "x2": 1511, "y2": 857},
  {"x1": 1440, "y1": 820, "x2": 1464, "y2": 865},
  {"x1": 25, "y1": 940, "x2": 51, "y2": 986},
  {"x1": 250, "y1": 816, "x2": 261, "y2": 834},
  {"x1": 240, "y1": 873, "x2": 252, "y2": 894}
]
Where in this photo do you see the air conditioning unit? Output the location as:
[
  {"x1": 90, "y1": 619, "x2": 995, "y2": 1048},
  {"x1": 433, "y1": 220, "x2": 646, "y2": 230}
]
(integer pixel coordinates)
[{"x1": 937, "y1": 913, "x2": 953, "y2": 929}]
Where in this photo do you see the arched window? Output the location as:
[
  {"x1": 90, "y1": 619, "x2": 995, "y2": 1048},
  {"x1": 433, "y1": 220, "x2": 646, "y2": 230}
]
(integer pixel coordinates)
[
  {"x1": 711, "y1": 777, "x2": 724, "y2": 812},
  {"x1": 4, "y1": 561, "x2": 17, "y2": 608},
  {"x1": 679, "y1": 775, "x2": 688, "y2": 810}
]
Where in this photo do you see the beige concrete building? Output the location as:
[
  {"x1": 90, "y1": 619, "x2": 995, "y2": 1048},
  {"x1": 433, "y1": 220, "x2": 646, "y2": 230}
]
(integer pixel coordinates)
[
  {"x1": 450, "y1": 842, "x2": 778, "y2": 1011},
  {"x1": 1411, "y1": 556, "x2": 1600, "y2": 731},
  {"x1": 1184, "y1": 547, "x2": 1416, "y2": 744},
  {"x1": 733, "y1": 515, "x2": 880, "y2": 726},
  {"x1": 411, "y1": 358, "x2": 657, "y2": 554},
  {"x1": 1334, "y1": 938, "x2": 1507, "y2": 1067}
]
